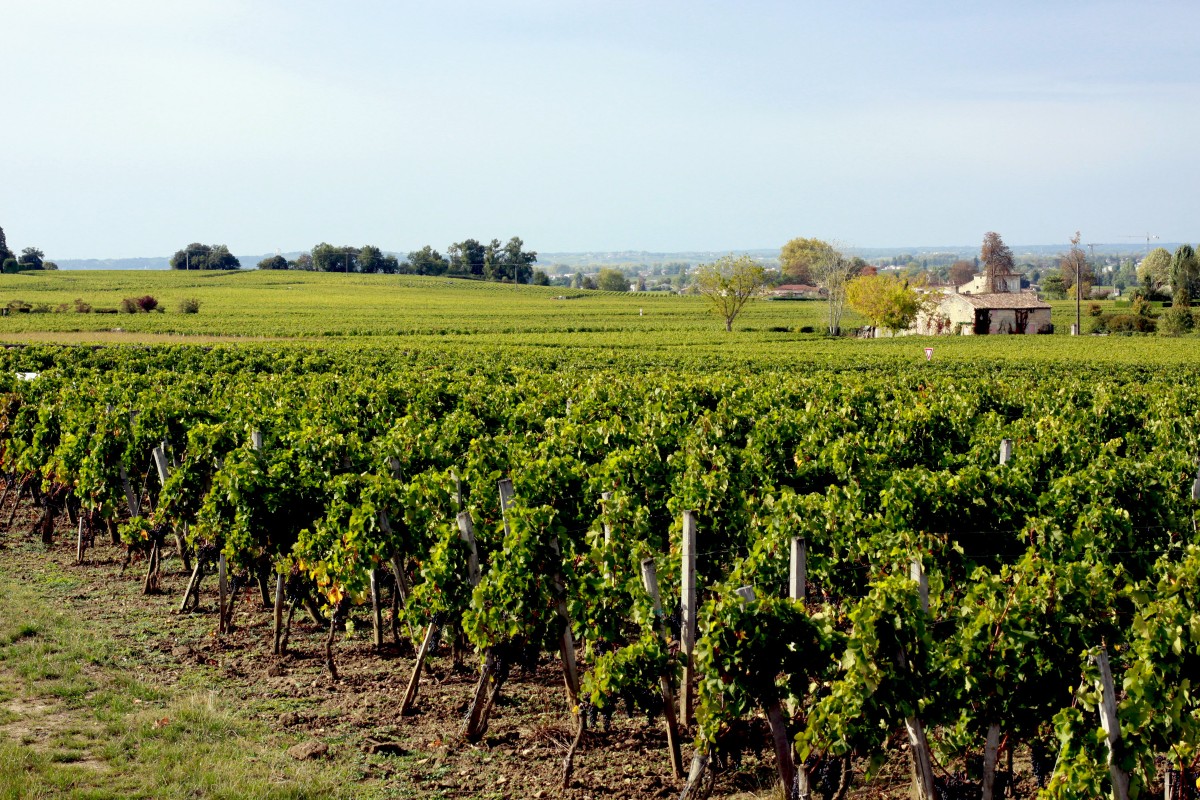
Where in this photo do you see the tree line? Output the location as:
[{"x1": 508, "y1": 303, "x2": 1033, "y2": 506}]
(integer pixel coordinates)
[{"x1": 245, "y1": 237, "x2": 541, "y2": 284}]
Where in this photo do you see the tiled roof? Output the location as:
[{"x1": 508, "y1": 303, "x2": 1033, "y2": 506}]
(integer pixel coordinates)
[{"x1": 953, "y1": 292, "x2": 1051, "y2": 310}]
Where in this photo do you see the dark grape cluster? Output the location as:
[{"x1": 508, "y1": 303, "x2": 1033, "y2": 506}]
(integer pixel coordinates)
[
  {"x1": 1165, "y1": 769, "x2": 1198, "y2": 800},
  {"x1": 1030, "y1": 740, "x2": 1055, "y2": 788},
  {"x1": 934, "y1": 772, "x2": 979, "y2": 800},
  {"x1": 805, "y1": 755, "x2": 850, "y2": 799}
]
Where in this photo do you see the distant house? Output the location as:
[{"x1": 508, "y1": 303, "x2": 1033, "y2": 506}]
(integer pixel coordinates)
[
  {"x1": 769, "y1": 283, "x2": 826, "y2": 300},
  {"x1": 918, "y1": 291, "x2": 1052, "y2": 335},
  {"x1": 916, "y1": 259, "x2": 1051, "y2": 335}
]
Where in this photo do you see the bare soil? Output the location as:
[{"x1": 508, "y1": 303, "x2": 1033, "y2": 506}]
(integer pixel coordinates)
[{"x1": 0, "y1": 507, "x2": 1044, "y2": 799}]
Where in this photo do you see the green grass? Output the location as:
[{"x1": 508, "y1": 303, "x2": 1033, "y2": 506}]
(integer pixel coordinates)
[
  {"x1": 0, "y1": 269, "x2": 1196, "y2": 372},
  {"x1": 0, "y1": 554, "x2": 379, "y2": 800}
]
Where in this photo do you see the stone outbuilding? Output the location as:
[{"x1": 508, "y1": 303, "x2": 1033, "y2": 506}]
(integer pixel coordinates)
[{"x1": 917, "y1": 291, "x2": 1053, "y2": 335}]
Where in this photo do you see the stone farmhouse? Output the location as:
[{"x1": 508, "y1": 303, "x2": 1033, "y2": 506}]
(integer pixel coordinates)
[{"x1": 915, "y1": 261, "x2": 1052, "y2": 335}]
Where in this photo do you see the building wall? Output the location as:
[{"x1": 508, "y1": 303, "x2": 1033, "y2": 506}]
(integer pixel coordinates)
[{"x1": 916, "y1": 297, "x2": 1051, "y2": 335}]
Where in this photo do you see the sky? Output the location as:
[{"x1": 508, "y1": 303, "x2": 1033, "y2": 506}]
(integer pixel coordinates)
[{"x1": 3, "y1": 1, "x2": 1199, "y2": 259}]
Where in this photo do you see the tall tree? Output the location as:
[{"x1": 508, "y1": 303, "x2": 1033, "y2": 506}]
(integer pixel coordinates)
[
  {"x1": 0, "y1": 225, "x2": 13, "y2": 266},
  {"x1": 980, "y1": 232, "x2": 1015, "y2": 292},
  {"x1": 448, "y1": 239, "x2": 486, "y2": 276},
  {"x1": 1137, "y1": 247, "x2": 1173, "y2": 296},
  {"x1": 502, "y1": 236, "x2": 537, "y2": 284},
  {"x1": 257, "y1": 255, "x2": 289, "y2": 270},
  {"x1": 811, "y1": 248, "x2": 863, "y2": 335},
  {"x1": 780, "y1": 237, "x2": 837, "y2": 284},
  {"x1": 949, "y1": 260, "x2": 976, "y2": 287},
  {"x1": 312, "y1": 243, "x2": 358, "y2": 273},
  {"x1": 846, "y1": 273, "x2": 930, "y2": 335},
  {"x1": 17, "y1": 247, "x2": 44, "y2": 269},
  {"x1": 357, "y1": 245, "x2": 383, "y2": 274},
  {"x1": 406, "y1": 246, "x2": 449, "y2": 276},
  {"x1": 1170, "y1": 244, "x2": 1199, "y2": 303},
  {"x1": 596, "y1": 268, "x2": 629, "y2": 291},
  {"x1": 695, "y1": 254, "x2": 768, "y2": 332},
  {"x1": 1060, "y1": 232, "x2": 1090, "y2": 334}
]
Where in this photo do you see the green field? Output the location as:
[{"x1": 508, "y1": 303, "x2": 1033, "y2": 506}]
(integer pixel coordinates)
[{"x1": 0, "y1": 270, "x2": 1192, "y2": 369}]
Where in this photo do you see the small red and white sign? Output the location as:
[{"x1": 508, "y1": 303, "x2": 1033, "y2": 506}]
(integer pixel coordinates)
[{"x1": 924, "y1": 347, "x2": 934, "y2": 362}]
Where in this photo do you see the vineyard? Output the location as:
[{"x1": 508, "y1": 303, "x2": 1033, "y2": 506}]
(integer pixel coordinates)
[{"x1": 2, "y1": 342, "x2": 1200, "y2": 799}]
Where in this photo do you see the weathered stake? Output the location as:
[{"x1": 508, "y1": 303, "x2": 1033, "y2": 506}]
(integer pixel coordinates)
[
  {"x1": 400, "y1": 623, "x2": 439, "y2": 714},
  {"x1": 680, "y1": 510, "x2": 697, "y2": 727},
  {"x1": 370, "y1": 568, "x2": 384, "y2": 651},
  {"x1": 904, "y1": 559, "x2": 936, "y2": 800},
  {"x1": 1096, "y1": 647, "x2": 1131, "y2": 800},
  {"x1": 639, "y1": 558, "x2": 685, "y2": 778},
  {"x1": 218, "y1": 553, "x2": 229, "y2": 633},
  {"x1": 789, "y1": 536, "x2": 806, "y2": 602},
  {"x1": 272, "y1": 573, "x2": 285, "y2": 654}
]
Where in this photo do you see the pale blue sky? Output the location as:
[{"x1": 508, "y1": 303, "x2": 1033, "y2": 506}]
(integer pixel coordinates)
[{"x1": 4, "y1": 1, "x2": 1198, "y2": 258}]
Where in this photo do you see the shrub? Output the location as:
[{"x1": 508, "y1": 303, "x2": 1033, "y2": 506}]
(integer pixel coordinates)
[
  {"x1": 799, "y1": 326, "x2": 815, "y2": 333},
  {"x1": 73, "y1": 298, "x2": 92, "y2": 313},
  {"x1": 177, "y1": 297, "x2": 201, "y2": 314},
  {"x1": 1102, "y1": 313, "x2": 1156, "y2": 334},
  {"x1": 1087, "y1": 303, "x2": 1103, "y2": 317},
  {"x1": 119, "y1": 297, "x2": 139, "y2": 314},
  {"x1": 6, "y1": 300, "x2": 31, "y2": 314},
  {"x1": 1159, "y1": 304, "x2": 1195, "y2": 336},
  {"x1": 136, "y1": 295, "x2": 159, "y2": 312}
]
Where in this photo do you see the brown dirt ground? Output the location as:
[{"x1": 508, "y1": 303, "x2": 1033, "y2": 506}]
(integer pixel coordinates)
[{"x1": 0, "y1": 503, "x2": 1044, "y2": 799}]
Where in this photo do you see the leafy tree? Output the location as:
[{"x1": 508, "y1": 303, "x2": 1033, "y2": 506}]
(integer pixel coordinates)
[
  {"x1": 1137, "y1": 247, "x2": 1172, "y2": 296},
  {"x1": 17, "y1": 247, "x2": 44, "y2": 269},
  {"x1": 257, "y1": 255, "x2": 289, "y2": 270},
  {"x1": 780, "y1": 237, "x2": 836, "y2": 284},
  {"x1": 405, "y1": 246, "x2": 449, "y2": 276},
  {"x1": 1041, "y1": 275, "x2": 1067, "y2": 299},
  {"x1": 1, "y1": 259, "x2": 18, "y2": 274},
  {"x1": 0, "y1": 225, "x2": 12, "y2": 266},
  {"x1": 948, "y1": 260, "x2": 976, "y2": 287},
  {"x1": 169, "y1": 243, "x2": 240, "y2": 270},
  {"x1": 448, "y1": 239, "x2": 486, "y2": 277},
  {"x1": 357, "y1": 245, "x2": 383, "y2": 274},
  {"x1": 1170, "y1": 244, "x2": 1198, "y2": 304},
  {"x1": 42, "y1": 261, "x2": 58, "y2": 271},
  {"x1": 289, "y1": 253, "x2": 314, "y2": 271},
  {"x1": 596, "y1": 268, "x2": 630, "y2": 292},
  {"x1": 312, "y1": 242, "x2": 358, "y2": 273},
  {"x1": 981, "y1": 231, "x2": 1015, "y2": 291},
  {"x1": 695, "y1": 254, "x2": 768, "y2": 332},
  {"x1": 502, "y1": 236, "x2": 537, "y2": 284},
  {"x1": 531, "y1": 269, "x2": 550, "y2": 286},
  {"x1": 845, "y1": 273, "x2": 929, "y2": 334}
]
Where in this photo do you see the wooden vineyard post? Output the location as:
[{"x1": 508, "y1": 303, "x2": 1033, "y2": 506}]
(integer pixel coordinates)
[
  {"x1": 904, "y1": 559, "x2": 937, "y2": 800},
  {"x1": 370, "y1": 568, "x2": 384, "y2": 651},
  {"x1": 981, "y1": 440, "x2": 1013, "y2": 800},
  {"x1": 498, "y1": 478, "x2": 514, "y2": 534},
  {"x1": 272, "y1": 571, "x2": 286, "y2": 654},
  {"x1": 601, "y1": 491, "x2": 613, "y2": 582},
  {"x1": 76, "y1": 517, "x2": 86, "y2": 565},
  {"x1": 152, "y1": 444, "x2": 191, "y2": 574},
  {"x1": 789, "y1": 536, "x2": 806, "y2": 603},
  {"x1": 680, "y1": 510, "x2": 697, "y2": 727},
  {"x1": 218, "y1": 552, "x2": 229, "y2": 634},
  {"x1": 639, "y1": 558, "x2": 686, "y2": 778},
  {"x1": 549, "y1": 534, "x2": 581, "y2": 714},
  {"x1": 1095, "y1": 647, "x2": 1131, "y2": 800}
]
